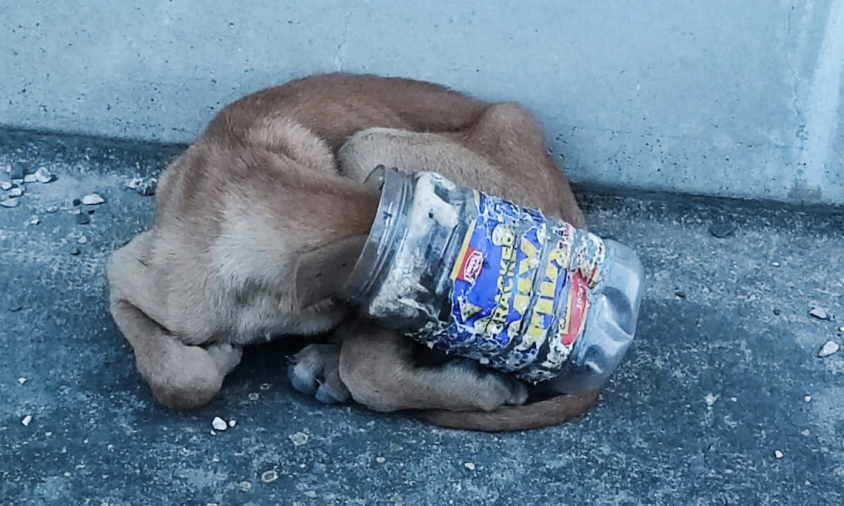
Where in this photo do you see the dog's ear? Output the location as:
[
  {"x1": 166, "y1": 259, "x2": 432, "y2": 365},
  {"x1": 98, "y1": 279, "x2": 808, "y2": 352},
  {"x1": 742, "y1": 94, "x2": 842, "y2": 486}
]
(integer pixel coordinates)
[{"x1": 293, "y1": 234, "x2": 368, "y2": 309}]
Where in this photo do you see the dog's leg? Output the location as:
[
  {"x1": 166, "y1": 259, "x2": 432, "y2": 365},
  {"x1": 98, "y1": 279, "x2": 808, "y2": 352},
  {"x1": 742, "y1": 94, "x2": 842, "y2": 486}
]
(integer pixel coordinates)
[
  {"x1": 107, "y1": 233, "x2": 242, "y2": 409},
  {"x1": 337, "y1": 321, "x2": 527, "y2": 412},
  {"x1": 338, "y1": 102, "x2": 585, "y2": 227}
]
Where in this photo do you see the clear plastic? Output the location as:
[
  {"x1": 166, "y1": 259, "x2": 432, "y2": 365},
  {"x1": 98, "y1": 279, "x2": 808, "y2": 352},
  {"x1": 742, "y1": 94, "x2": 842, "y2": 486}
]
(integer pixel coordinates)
[{"x1": 343, "y1": 167, "x2": 644, "y2": 394}]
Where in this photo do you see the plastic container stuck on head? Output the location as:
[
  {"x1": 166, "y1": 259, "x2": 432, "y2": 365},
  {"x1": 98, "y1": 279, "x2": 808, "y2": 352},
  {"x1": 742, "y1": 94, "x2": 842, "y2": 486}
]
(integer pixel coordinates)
[{"x1": 342, "y1": 166, "x2": 645, "y2": 394}]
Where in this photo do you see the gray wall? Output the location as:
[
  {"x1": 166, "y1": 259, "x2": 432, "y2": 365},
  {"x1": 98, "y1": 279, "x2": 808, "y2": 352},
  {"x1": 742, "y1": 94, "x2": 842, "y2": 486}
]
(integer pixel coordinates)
[{"x1": 2, "y1": 0, "x2": 843, "y2": 205}]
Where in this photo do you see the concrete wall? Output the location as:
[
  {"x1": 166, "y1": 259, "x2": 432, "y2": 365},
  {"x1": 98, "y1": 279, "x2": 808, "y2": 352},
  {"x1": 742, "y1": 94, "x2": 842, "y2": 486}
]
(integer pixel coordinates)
[{"x1": 2, "y1": 0, "x2": 843, "y2": 205}]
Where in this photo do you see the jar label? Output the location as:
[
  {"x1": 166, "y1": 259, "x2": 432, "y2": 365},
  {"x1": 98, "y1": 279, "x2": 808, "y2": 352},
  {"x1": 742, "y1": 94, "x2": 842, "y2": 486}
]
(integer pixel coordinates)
[{"x1": 418, "y1": 191, "x2": 604, "y2": 382}]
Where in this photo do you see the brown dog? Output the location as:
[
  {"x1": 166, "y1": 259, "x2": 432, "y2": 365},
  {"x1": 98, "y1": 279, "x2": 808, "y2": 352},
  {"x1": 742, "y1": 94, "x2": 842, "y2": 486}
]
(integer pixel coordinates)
[{"x1": 106, "y1": 73, "x2": 598, "y2": 432}]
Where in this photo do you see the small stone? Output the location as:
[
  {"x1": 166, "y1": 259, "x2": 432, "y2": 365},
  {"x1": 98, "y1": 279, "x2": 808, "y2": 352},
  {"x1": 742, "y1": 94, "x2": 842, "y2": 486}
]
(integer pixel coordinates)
[
  {"x1": 804, "y1": 395, "x2": 812, "y2": 403},
  {"x1": 464, "y1": 462, "x2": 476, "y2": 471},
  {"x1": 1, "y1": 198, "x2": 18, "y2": 208},
  {"x1": 773, "y1": 308, "x2": 781, "y2": 316},
  {"x1": 9, "y1": 305, "x2": 23, "y2": 312},
  {"x1": 304, "y1": 491, "x2": 317, "y2": 498},
  {"x1": 10, "y1": 163, "x2": 25, "y2": 180},
  {"x1": 21, "y1": 415, "x2": 32, "y2": 426},
  {"x1": 29, "y1": 217, "x2": 39, "y2": 225},
  {"x1": 771, "y1": 262, "x2": 780, "y2": 267},
  {"x1": 18, "y1": 377, "x2": 26, "y2": 385},
  {"x1": 774, "y1": 450, "x2": 784, "y2": 459},
  {"x1": 86, "y1": 209, "x2": 95, "y2": 215},
  {"x1": 0, "y1": 182, "x2": 11, "y2": 191},
  {"x1": 818, "y1": 340, "x2": 839, "y2": 357},
  {"x1": 46, "y1": 206, "x2": 58, "y2": 214},
  {"x1": 708, "y1": 222, "x2": 736, "y2": 239},
  {"x1": 9, "y1": 187, "x2": 23, "y2": 198},
  {"x1": 75, "y1": 214, "x2": 90, "y2": 225},
  {"x1": 260, "y1": 470, "x2": 278, "y2": 483},
  {"x1": 810, "y1": 307, "x2": 831, "y2": 320},
  {"x1": 77, "y1": 236, "x2": 87, "y2": 244},
  {"x1": 289, "y1": 432, "x2": 309, "y2": 447},
  {"x1": 674, "y1": 290, "x2": 687, "y2": 299},
  {"x1": 260, "y1": 383, "x2": 271, "y2": 391},
  {"x1": 801, "y1": 429, "x2": 810, "y2": 436},
  {"x1": 211, "y1": 417, "x2": 227, "y2": 431},
  {"x1": 81, "y1": 193, "x2": 105, "y2": 205},
  {"x1": 128, "y1": 177, "x2": 158, "y2": 197},
  {"x1": 24, "y1": 174, "x2": 37, "y2": 183},
  {"x1": 34, "y1": 167, "x2": 53, "y2": 183},
  {"x1": 248, "y1": 393, "x2": 259, "y2": 401},
  {"x1": 228, "y1": 420, "x2": 236, "y2": 428},
  {"x1": 375, "y1": 457, "x2": 386, "y2": 464},
  {"x1": 705, "y1": 393, "x2": 719, "y2": 407},
  {"x1": 70, "y1": 248, "x2": 81, "y2": 256},
  {"x1": 72, "y1": 198, "x2": 81, "y2": 206},
  {"x1": 839, "y1": 326, "x2": 844, "y2": 333},
  {"x1": 238, "y1": 481, "x2": 252, "y2": 492}
]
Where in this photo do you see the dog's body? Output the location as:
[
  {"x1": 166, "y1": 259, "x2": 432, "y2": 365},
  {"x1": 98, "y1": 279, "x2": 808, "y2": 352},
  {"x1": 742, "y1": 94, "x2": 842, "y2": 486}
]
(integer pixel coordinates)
[{"x1": 107, "y1": 73, "x2": 597, "y2": 431}]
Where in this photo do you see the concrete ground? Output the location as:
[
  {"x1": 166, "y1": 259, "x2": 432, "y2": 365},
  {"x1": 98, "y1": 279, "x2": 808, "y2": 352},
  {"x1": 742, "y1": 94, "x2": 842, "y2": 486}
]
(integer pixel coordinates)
[{"x1": 1, "y1": 129, "x2": 843, "y2": 505}]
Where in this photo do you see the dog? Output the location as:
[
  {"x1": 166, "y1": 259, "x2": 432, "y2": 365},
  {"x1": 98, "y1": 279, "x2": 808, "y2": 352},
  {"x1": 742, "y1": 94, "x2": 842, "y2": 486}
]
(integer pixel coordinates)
[{"x1": 106, "y1": 73, "x2": 598, "y2": 432}]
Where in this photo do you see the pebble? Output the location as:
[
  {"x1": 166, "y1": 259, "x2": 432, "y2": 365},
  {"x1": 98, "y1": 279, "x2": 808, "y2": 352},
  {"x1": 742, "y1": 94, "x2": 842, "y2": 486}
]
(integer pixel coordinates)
[
  {"x1": 75, "y1": 214, "x2": 90, "y2": 225},
  {"x1": 72, "y1": 198, "x2": 81, "y2": 206},
  {"x1": 674, "y1": 290, "x2": 687, "y2": 299},
  {"x1": 238, "y1": 481, "x2": 252, "y2": 492},
  {"x1": 260, "y1": 470, "x2": 278, "y2": 483},
  {"x1": 9, "y1": 305, "x2": 23, "y2": 312},
  {"x1": 81, "y1": 193, "x2": 105, "y2": 205},
  {"x1": 708, "y1": 222, "x2": 736, "y2": 239},
  {"x1": 809, "y1": 307, "x2": 832, "y2": 320},
  {"x1": 24, "y1": 174, "x2": 37, "y2": 183},
  {"x1": 10, "y1": 163, "x2": 25, "y2": 180},
  {"x1": 18, "y1": 377, "x2": 26, "y2": 385},
  {"x1": 289, "y1": 432, "x2": 309, "y2": 447},
  {"x1": 9, "y1": 187, "x2": 23, "y2": 198},
  {"x1": 839, "y1": 327, "x2": 844, "y2": 333},
  {"x1": 77, "y1": 236, "x2": 87, "y2": 244},
  {"x1": 0, "y1": 182, "x2": 11, "y2": 191},
  {"x1": 248, "y1": 393, "x2": 260, "y2": 401},
  {"x1": 34, "y1": 167, "x2": 53, "y2": 183},
  {"x1": 211, "y1": 417, "x2": 228, "y2": 431},
  {"x1": 1, "y1": 198, "x2": 18, "y2": 208},
  {"x1": 228, "y1": 420, "x2": 236, "y2": 428},
  {"x1": 46, "y1": 206, "x2": 58, "y2": 214},
  {"x1": 818, "y1": 341, "x2": 839, "y2": 358},
  {"x1": 29, "y1": 217, "x2": 39, "y2": 225},
  {"x1": 129, "y1": 177, "x2": 158, "y2": 196},
  {"x1": 375, "y1": 457, "x2": 386, "y2": 464},
  {"x1": 774, "y1": 450, "x2": 784, "y2": 459},
  {"x1": 773, "y1": 308, "x2": 781, "y2": 316},
  {"x1": 464, "y1": 462, "x2": 476, "y2": 471},
  {"x1": 771, "y1": 262, "x2": 780, "y2": 267},
  {"x1": 804, "y1": 395, "x2": 812, "y2": 403},
  {"x1": 21, "y1": 415, "x2": 32, "y2": 426},
  {"x1": 70, "y1": 248, "x2": 81, "y2": 256},
  {"x1": 260, "y1": 383, "x2": 271, "y2": 391}
]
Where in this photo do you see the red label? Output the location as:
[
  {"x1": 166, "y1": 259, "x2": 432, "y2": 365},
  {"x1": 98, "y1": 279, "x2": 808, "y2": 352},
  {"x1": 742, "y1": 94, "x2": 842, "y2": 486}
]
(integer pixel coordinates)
[
  {"x1": 458, "y1": 247, "x2": 485, "y2": 283},
  {"x1": 560, "y1": 271, "x2": 589, "y2": 347}
]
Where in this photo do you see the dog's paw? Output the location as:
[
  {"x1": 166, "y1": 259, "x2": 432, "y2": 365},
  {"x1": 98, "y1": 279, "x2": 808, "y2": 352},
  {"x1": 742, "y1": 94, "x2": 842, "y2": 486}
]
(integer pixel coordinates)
[
  {"x1": 288, "y1": 344, "x2": 350, "y2": 404},
  {"x1": 204, "y1": 343, "x2": 243, "y2": 375}
]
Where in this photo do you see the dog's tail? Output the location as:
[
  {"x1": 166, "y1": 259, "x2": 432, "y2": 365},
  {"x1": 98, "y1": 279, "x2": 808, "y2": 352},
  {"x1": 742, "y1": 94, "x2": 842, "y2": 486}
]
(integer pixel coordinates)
[{"x1": 418, "y1": 390, "x2": 599, "y2": 432}]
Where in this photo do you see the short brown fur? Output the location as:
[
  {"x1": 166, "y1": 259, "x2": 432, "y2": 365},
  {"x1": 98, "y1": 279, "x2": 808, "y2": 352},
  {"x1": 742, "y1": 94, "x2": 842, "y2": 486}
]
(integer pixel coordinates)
[{"x1": 107, "y1": 73, "x2": 596, "y2": 431}]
